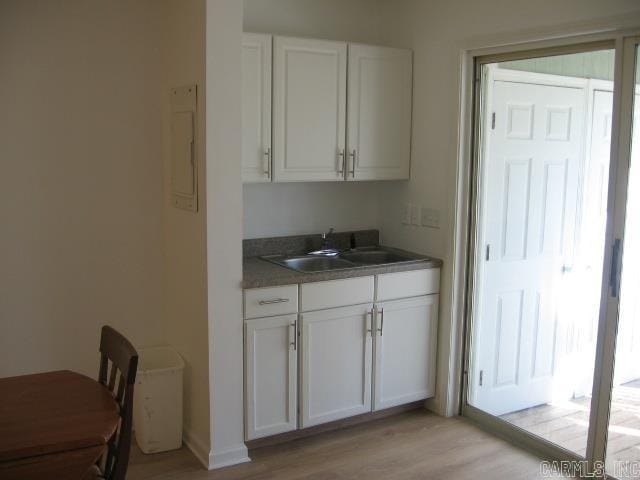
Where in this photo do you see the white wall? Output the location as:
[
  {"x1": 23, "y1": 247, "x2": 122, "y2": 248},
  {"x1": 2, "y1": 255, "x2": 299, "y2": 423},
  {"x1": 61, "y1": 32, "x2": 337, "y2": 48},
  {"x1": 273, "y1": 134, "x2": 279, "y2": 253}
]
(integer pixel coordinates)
[
  {"x1": 376, "y1": 0, "x2": 640, "y2": 415},
  {"x1": 242, "y1": 0, "x2": 401, "y2": 240},
  {"x1": 244, "y1": 182, "x2": 381, "y2": 238},
  {"x1": 206, "y1": 0, "x2": 248, "y2": 469},
  {"x1": 0, "y1": 0, "x2": 165, "y2": 378},
  {"x1": 160, "y1": 0, "x2": 211, "y2": 462}
]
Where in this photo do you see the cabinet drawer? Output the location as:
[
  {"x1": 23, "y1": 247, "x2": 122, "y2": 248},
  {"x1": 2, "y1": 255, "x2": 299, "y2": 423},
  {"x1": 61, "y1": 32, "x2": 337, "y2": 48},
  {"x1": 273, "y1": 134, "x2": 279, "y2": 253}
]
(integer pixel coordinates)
[
  {"x1": 300, "y1": 276, "x2": 374, "y2": 312},
  {"x1": 244, "y1": 285, "x2": 298, "y2": 319},
  {"x1": 376, "y1": 268, "x2": 440, "y2": 301}
]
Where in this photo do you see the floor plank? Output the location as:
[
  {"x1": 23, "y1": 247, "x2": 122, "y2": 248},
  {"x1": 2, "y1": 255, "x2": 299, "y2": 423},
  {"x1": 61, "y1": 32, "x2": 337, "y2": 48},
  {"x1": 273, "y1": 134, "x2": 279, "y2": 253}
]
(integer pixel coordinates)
[
  {"x1": 128, "y1": 410, "x2": 570, "y2": 480},
  {"x1": 499, "y1": 381, "x2": 640, "y2": 473}
]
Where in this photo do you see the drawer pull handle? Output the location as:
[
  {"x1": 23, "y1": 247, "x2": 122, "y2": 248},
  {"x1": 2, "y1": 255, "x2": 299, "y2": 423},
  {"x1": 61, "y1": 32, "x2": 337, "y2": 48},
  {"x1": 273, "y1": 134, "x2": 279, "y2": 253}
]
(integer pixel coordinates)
[{"x1": 258, "y1": 298, "x2": 290, "y2": 305}]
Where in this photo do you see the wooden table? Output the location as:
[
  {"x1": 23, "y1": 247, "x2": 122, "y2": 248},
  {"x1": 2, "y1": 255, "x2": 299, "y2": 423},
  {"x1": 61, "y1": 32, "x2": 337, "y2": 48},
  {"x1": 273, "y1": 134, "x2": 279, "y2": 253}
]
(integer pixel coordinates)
[{"x1": 0, "y1": 370, "x2": 119, "y2": 480}]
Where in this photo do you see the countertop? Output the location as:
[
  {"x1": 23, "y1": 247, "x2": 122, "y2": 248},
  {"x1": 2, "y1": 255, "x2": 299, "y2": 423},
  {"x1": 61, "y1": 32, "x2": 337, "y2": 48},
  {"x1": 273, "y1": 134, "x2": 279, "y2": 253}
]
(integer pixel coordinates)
[{"x1": 243, "y1": 247, "x2": 443, "y2": 289}]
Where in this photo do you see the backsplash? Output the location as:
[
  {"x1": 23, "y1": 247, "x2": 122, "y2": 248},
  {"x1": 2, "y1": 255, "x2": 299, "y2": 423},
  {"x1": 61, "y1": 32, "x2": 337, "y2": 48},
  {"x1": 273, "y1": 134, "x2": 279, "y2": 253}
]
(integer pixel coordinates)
[{"x1": 243, "y1": 229, "x2": 379, "y2": 257}]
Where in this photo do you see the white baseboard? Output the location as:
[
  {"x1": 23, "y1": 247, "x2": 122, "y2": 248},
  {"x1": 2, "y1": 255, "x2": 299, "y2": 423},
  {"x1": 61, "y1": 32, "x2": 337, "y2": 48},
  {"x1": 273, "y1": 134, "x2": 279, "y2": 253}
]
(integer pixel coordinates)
[
  {"x1": 183, "y1": 428, "x2": 210, "y2": 470},
  {"x1": 208, "y1": 444, "x2": 251, "y2": 470},
  {"x1": 184, "y1": 429, "x2": 250, "y2": 470}
]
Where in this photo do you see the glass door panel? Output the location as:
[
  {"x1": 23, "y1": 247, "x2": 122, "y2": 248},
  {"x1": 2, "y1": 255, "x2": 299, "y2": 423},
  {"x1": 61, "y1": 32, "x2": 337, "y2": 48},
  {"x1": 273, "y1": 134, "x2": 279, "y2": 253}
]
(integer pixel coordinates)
[
  {"x1": 606, "y1": 42, "x2": 640, "y2": 479},
  {"x1": 468, "y1": 48, "x2": 616, "y2": 457}
]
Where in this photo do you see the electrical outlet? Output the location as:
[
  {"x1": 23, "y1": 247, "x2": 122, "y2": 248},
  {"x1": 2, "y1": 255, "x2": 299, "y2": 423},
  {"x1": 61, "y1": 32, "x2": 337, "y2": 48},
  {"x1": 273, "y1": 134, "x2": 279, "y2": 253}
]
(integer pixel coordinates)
[
  {"x1": 421, "y1": 207, "x2": 441, "y2": 228},
  {"x1": 402, "y1": 203, "x2": 412, "y2": 225},
  {"x1": 410, "y1": 204, "x2": 420, "y2": 226}
]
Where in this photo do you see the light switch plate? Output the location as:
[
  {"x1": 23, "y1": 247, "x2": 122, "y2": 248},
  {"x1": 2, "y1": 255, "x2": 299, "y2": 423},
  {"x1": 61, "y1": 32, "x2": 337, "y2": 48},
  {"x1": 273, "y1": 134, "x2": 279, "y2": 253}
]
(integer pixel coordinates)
[
  {"x1": 421, "y1": 207, "x2": 441, "y2": 228},
  {"x1": 402, "y1": 203, "x2": 412, "y2": 225}
]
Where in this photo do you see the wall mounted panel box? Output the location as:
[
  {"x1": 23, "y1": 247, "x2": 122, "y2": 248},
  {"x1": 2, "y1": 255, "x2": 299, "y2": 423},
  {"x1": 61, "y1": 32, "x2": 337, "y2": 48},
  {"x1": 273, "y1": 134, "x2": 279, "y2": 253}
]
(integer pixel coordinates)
[{"x1": 170, "y1": 85, "x2": 198, "y2": 211}]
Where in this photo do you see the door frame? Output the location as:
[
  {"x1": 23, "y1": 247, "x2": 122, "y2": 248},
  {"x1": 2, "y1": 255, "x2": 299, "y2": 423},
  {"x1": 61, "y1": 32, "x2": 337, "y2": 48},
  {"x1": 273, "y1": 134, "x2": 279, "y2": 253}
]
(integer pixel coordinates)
[{"x1": 453, "y1": 30, "x2": 640, "y2": 474}]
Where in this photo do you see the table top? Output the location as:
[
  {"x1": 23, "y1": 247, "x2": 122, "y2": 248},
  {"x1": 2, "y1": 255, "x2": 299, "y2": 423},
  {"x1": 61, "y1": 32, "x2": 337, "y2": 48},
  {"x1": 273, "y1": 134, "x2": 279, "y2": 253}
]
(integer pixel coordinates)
[{"x1": 0, "y1": 370, "x2": 119, "y2": 462}]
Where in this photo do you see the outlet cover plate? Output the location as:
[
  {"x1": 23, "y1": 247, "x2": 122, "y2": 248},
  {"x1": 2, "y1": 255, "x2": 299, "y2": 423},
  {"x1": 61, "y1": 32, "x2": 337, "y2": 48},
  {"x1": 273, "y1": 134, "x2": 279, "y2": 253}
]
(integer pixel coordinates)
[{"x1": 421, "y1": 207, "x2": 440, "y2": 228}]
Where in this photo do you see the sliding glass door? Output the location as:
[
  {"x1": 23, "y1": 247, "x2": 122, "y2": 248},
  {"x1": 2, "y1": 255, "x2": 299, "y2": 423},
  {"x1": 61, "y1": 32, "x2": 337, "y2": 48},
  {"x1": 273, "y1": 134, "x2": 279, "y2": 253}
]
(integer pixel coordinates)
[
  {"x1": 464, "y1": 34, "x2": 640, "y2": 478},
  {"x1": 604, "y1": 37, "x2": 640, "y2": 480},
  {"x1": 467, "y1": 46, "x2": 616, "y2": 457}
]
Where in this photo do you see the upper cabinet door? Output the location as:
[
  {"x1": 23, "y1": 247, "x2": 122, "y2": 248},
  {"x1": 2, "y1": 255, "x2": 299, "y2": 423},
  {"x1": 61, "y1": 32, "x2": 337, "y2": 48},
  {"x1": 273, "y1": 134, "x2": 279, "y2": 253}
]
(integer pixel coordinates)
[
  {"x1": 347, "y1": 45, "x2": 413, "y2": 181},
  {"x1": 242, "y1": 33, "x2": 272, "y2": 183},
  {"x1": 273, "y1": 37, "x2": 347, "y2": 182}
]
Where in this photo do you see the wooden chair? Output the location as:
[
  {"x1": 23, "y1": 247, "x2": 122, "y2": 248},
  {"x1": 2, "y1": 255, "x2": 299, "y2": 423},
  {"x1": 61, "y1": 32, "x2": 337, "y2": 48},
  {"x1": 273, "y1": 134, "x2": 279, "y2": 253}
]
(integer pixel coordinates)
[{"x1": 87, "y1": 326, "x2": 138, "y2": 480}]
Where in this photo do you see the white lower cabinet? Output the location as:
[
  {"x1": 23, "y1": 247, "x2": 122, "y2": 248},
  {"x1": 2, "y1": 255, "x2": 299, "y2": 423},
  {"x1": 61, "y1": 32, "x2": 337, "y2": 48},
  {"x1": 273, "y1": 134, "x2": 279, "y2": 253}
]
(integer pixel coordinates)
[
  {"x1": 244, "y1": 270, "x2": 440, "y2": 439},
  {"x1": 373, "y1": 295, "x2": 439, "y2": 411},
  {"x1": 300, "y1": 304, "x2": 373, "y2": 428},
  {"x1": 245, "y1": 314, "x2": 298, "y2": 440}
]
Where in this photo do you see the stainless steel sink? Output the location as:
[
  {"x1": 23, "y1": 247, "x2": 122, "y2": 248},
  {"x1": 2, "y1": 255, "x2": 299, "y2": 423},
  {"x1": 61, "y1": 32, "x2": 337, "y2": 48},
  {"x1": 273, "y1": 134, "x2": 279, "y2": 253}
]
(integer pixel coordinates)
[
  {"x1": 262, "y1": 246, "x2": 425, "y2": 273},
  {"x1": 339, "y1": 249, "x2": 417, "y2": 265},
  {"x1": 266, "y1": 255, "x2": 357, "y2": 272}
]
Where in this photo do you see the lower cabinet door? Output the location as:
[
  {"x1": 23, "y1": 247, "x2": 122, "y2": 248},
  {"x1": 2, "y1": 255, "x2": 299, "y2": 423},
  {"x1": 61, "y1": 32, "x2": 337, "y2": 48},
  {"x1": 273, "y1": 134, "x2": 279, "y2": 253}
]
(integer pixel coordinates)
[
  {"x1": 245, "y1": 314, "x2": 298, "y2": 440},
  {"x1": 374, "y1": 295, "x2": 438, "y2": 411},
  {"x1": 300, "y1": 304, "x2": 374, "y2": 427}
]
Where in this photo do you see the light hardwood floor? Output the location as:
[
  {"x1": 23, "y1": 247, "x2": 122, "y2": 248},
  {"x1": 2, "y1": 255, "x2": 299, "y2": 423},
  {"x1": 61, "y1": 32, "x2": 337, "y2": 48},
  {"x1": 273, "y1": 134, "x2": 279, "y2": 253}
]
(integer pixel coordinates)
[
  {"x1": 501, "y1": 380, "x2": 640, "y2": 468},
  {"x1": 128, "y1": 409, "x2": 565, "y2": 479}
]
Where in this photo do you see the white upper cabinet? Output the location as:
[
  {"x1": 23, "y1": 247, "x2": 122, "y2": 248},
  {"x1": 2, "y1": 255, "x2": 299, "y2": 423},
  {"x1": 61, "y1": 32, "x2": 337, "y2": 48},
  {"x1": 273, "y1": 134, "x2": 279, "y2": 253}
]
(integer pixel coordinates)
[
  {"x1": 347, "y1": 45, "x2": 413, "y2": 181},
  {"x1": 242, "y1": 33, "x2": 272, "y2": 183},
  {"x1": 273, "y1": 37, "x2": 347, "y2": 182}
]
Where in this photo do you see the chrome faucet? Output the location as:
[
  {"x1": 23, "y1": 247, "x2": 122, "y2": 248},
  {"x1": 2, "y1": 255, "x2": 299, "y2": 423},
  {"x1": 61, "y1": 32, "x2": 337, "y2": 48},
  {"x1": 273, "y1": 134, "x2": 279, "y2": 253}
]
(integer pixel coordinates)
[
  {"x1": 309, "y1": 228, "x2": 339, "y2": 256},
  {"x1": 320, "y1": 228, "x2": 334, "y2": 249}
]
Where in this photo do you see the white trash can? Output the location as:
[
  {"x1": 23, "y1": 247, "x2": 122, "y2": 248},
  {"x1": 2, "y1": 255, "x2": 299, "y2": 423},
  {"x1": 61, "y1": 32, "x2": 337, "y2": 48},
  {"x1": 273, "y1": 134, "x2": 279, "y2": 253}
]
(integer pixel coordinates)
[{"x1": 134, "y1": 346, "x2": 185, "y2": 454}]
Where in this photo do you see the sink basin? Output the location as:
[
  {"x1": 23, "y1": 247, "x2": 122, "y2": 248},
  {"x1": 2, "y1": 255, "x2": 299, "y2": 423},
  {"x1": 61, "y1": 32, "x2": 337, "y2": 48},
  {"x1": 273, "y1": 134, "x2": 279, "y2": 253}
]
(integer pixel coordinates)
[
  {"x1": 270, "y1": 255, "x2": 356, "y2": 273},
  {"x1": 263, "y1": 246, "x2": 425, "y2": 273},
  {"x1": 339, "y1": 249, "x2": 418, "y2": 265}
]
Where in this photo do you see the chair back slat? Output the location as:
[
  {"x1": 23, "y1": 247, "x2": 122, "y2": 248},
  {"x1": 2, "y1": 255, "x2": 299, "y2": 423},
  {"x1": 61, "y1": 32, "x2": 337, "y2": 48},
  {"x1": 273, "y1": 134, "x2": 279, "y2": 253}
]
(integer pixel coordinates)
[
  {"x1": 115, "y1": 375, "x2": 126, "y2": 404},
  {"x1": 98, "y1": 355, "x2": 109, "y2": 385},
  {"x1": 95, "y1": 326, "x2": 138, "y2": 480},
  {"x1": 108, "y1": 365, "x2": 118, "y2": 392}
]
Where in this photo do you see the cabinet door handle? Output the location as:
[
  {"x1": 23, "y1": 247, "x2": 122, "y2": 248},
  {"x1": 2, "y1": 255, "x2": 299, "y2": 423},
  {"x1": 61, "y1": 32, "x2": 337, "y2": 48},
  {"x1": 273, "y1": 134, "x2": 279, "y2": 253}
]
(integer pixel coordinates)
[
  {"x1": 378, "y1": 308, "x2": 384, "y2": 336},
  {"x1": 348, "y1": 149, "x2": 356, "y2": 177},
  {"x1": 263, "y1": 147, "x2": 271, "y2": 177},
  {"x1": 337, "y1": 149, "x2": 345, "y2": 175},
  {"x1": 258, "y1": 298, "x2": 290, "y2": 305},
  {"x1": 290, "y1": 321, "x2": 297, "y2": 350},
  {"x1": 610, "y1": 238, "x2": 622, "y2": 297},
  {"x1": 366, "y1": 308, "x2": 374, "y2": 337}
]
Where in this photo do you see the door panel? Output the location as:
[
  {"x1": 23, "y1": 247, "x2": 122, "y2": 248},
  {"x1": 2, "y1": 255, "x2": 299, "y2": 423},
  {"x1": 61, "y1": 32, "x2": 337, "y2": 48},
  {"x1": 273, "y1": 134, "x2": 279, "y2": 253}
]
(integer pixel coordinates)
[
  {"x1": 473, "y1": 76, "x2": 585, "y2": 416},
  {"x1": 606, "y1": 42, "x2": 640, "y2": 475},
  {"x1": 374, "y1": 295, "x2": 438, "y2": 411},
  {"x1": 273, "y1": 37, "x2": 347, "y2": 182},
  {"x1": 245, "y1": 315, "x2": 297, "y2": 440},
  {"x1": 300, "y1": 304, "x2": 373, "y2": 427},
  {"x1": 242, "y1": 33, "x2": 272, "y2": 183},
  {"x1": 347, "y1": 45, "x2": 412, "y2": 180}
]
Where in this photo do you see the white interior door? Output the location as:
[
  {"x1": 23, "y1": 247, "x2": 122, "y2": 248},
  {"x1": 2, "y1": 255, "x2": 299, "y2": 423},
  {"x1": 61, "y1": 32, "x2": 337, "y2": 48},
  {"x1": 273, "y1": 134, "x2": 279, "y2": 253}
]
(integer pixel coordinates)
[
  {"x1": 273, "y1": 36, "x2": 347, "y2": 182},
  {"x1": 245, "y1": 315, "x2": 297, "y2": 440},
  {"x1": 242, "y1": 33, "x2": 272, "y2": 183},
  {"x1": 473, "y1": 72, "x2": 586, "y2": 416},
  {"x1": 373, "y1": 295, "x2": 438, "y2": 411},
  {"x1": 300, "y1": 304, "x2": 373, "y2": 427},
  {"x1": 346, "y1": 45, "x2": 412, "y2": 181}
]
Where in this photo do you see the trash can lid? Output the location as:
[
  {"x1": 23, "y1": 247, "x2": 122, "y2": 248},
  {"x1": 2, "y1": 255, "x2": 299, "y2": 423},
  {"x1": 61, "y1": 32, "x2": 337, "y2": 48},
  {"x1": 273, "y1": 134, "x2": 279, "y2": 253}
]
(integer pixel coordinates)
[{"x1": 137, "y1": 346, "x2": 185, "y2": 373}]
